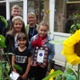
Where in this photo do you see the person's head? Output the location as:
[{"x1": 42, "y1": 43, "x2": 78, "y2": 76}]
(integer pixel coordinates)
[
  {"x1": 28, "y1": 12, "x2": 36, "y2": 25},
  {"x1": 17, "y1": 32, "x2": 28, "y2": 47},
  {"x1": 38, "y1": 21, "x2": 49, "y2": 37},
  {"x1": 11, "y1": 5, "x2": 21, "y2": 17},
  {"x1": 8, "y1": 16, "x2": 26, "y2": 35}
]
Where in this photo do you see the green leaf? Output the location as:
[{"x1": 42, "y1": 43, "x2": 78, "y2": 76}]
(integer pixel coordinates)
[
  {"x1": 14, "y1": 64, "x2": 22, "y2": 71},
  {"x1": 42, "y1": 70, "x2": 63, "y2": 80},
  {"x1": 55, "y1": 75, "x2": 62, "y2": 80},
  {"x1": 77, "y1": 24, "x2": 80, "y2": 29},
  {"x1": 65, "y1": 63, "x2": 77, "y2": 76},
  {"x1": 6, "y1": 62, "x2": 10, "y2": 73},
  {"x1": 0, "y1": 16, "x2": 8, "y2": 27},
  {"x1": 0, "y1": 35, "x2": 6, "y2": 48},
  {"x1": 62, "y1": 73, "x2": 76, "y2": 80}
]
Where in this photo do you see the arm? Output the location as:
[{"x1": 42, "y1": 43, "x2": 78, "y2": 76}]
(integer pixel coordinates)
[
  {"x1": 12, "y1": 54, "x2": 17, "y2": 72},
  {"x1": 48, "y1": 44, "x2": 55, "y2": 62},
  {"x1": 21, "y1": 56, "x2": 32, "y2": 79}
]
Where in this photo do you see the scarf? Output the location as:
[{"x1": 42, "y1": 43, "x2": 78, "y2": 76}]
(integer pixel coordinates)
[{"x1": 32, "y1": 34, "x2": 47, "y2": 47}]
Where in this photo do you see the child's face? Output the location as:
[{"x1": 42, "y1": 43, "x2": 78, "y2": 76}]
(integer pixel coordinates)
[
  {"x1": 28, "y1": 15, "x2": 35, "y2": 24},
  {"x1": 11, "y1": 8, "x2": 20, "y2": 17},
  {"x1": 13, "y1": 20, "x2": 23, "y2": 33},
  {"x1": 18, "y1": 38, "x2": 27, "y2": 47},
  {"x1": 38, "y1": 25, "x2": 48, "y2": 37}
]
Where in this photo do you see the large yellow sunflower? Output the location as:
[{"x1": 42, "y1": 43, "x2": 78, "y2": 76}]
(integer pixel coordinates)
[{"x1": 62, "y1": 30, "x2": 80, "y2": 65}]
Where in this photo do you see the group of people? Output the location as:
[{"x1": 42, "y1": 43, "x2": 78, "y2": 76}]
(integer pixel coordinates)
[{"x1": 1, "y1": 4, "x2": 55, "y2": 80}]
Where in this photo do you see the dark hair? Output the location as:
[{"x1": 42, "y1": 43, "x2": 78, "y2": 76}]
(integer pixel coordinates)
[{"x1": 17, "y1": 32, "x2": 29, "y2": 47}]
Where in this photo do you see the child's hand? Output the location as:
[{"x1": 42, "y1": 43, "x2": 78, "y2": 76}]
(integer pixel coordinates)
[
  {"x1": 31, "y1": 63, "x2": 38, "y2": 66},
  {"x1": 40, "y1": 65, "x2": 45, "y2": 68},
  {"x1": 13, "y1": 69, "x2": 17, "y2": 73},
  {"x1": 31, "y1": 61, "x2": 38, "y2": 66},
  {"x1": 21, "y1": 74, "x2": 27, "y2": 80}
]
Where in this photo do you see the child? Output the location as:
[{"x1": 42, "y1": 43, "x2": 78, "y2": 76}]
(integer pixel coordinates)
[
  {"x1": 28, "y1": 21, "x2": 55, "y2": 80},
  {"x1": 5, "y1": 16, "x2": 27, "y2": 53},
  {"x1": 3, "y1": 5, "x2": 22, "y2": 37},
  {"x1": 12, "y1": 32, "x2": 32, "y2": 80},
  {"x1": 4, "y1": 16, "x2": 27, "y2": 74}
]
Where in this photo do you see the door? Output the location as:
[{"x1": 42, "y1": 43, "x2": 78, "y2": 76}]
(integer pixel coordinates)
[{"x1": 0, "y1": 1, "x2": 6, "y2": 18}]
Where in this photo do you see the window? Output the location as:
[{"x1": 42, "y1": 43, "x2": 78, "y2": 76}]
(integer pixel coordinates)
[
  {"x1": 54, "y1": 0, "x2": 66, "y2": 33},
  {"x1": 0, "y1": 2, "x2": 6, "y2": 18},
  {"x1": 54, "y1": 0, "x2": 80, "y2": 33},
  {"x1": 28, "y1": 0, "x2": 44, "y2": 23},
  {"x1": 65, "y1": 1, "x2": 80, "y2": 33}
]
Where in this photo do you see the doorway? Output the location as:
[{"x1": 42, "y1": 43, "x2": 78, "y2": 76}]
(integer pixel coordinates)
[{"x1": 0, "y1": 2, "x2": 6, "y2": 18}]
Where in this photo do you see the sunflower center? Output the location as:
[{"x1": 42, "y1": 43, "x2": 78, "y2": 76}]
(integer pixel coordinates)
[{"x1": 74, "y1": 41, "x2": 80, "y2": 57}]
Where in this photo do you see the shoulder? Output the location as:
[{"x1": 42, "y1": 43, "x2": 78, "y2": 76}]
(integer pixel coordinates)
[
  {"x1": 25, "y1": 24, "x2": 29, "y2": 29},
  {"x1": 30, "y1": 34, "x2": 38, "y2": 41},
  {"x1": 25, "y1": 24, "x2": 29, "y2": 33},
  {"x1": 6, "y1": 33, "x2": 13, "y2": 38},
  {"x1": 25, "y1": 48, "x2": 32, "y2": 56},
  {"x1": 35, "y1": 24, "x2": 38, "y2": 27},
  {"x1": 28, "y1": 49, "x2": 32, "y2": 56},
  {"x1": 46, "y1": 35, "x2": 51, "y2": 41}
]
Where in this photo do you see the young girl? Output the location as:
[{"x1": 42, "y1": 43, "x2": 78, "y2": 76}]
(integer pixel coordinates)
[
  {"x1": 5, "y1": 16, "x2": 27, "y2": 53},
  {"x1": 28, "y1": 21, "x2": 55, "y2": 80},
  {"x1": 12, "y1": 32, "x2": 32, "y2": 80},
  {"x1": 4, "y1": 16, "x2": 27, "y2": 73}
]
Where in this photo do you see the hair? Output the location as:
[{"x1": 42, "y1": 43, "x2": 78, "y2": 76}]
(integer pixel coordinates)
[
  {"x1": 11, "y1": 5, "x2": 22, "y2": 12},
  {"x1": 17, "y1": 32, "x2": 29, "y2": 47},
  {"x1": 12, "y1": 16, "x2": 23, "y2": 22},
  {"x1": 7, "y1": 16, "x2": 27, "y2": 36},
  {"x1": 28, "y1": 12, "x2": 36, "y2": 20},
  {"x1": 17, "y1": 32, "x2": 28, "y2": 41},
  {"x1": 38, "y1": 21, "x2": 49, "y2": 30}
]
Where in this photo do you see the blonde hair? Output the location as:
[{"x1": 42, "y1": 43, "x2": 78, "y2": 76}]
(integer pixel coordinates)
[
  {"x1": 28, "y1": 12, "x2": 36, "y2": 20},
  {"x1": 38, "y1": 21, "x2": 49, "y2": 30},
  {"x1": 11, "y1": 5, "x2": 21, "y2": 12},
  {"x1": 7, "y1": 16, "x2": 26, "y2": 36},
  {"x1": 12, "y1": 16, "x2": 23, "y2": 22}
]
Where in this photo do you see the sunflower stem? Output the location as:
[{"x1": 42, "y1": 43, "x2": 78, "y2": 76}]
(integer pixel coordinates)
[{"x1": 77, "y1": 64, "x2": 80, "y2": 80}]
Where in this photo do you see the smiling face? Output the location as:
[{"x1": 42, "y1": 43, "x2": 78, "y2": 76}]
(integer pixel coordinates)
[
  {"x1": 11, "y1": 5, "x2": 21, "y2": 17},
  {"x1": 38, "y1": 25, "x2": 48, "y2": 37},
  {"x1": 17, "y1": 38, "x2": 27, "y2": 48},
  {"x1": 13, "y1": 20, "x2": 23, "y2": 33},
  {"x1": 17, "y1": 32, "x2": 27, "y2": 48},
  {"x1": 12, "y1": 8, "x2": 20, "y2": 17},
  {"x1": 28, "y1": 14, "x2": 36, "y2": 24},
  {"x1": 38, "y1": 22, "x2": 49, "y2": 37}
]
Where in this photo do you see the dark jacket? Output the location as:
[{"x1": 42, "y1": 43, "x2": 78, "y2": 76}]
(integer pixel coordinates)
[
  {"x1": 4, "y1": 33, "x2": 29, "y2": 53},
  {"x1": 4, "y1": 34, "x2": 15, "y2": 53}
]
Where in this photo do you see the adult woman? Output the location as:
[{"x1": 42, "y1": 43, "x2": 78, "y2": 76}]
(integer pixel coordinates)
[{"x1": 26, "y1": 12, "x2": 38, "y2": 41}]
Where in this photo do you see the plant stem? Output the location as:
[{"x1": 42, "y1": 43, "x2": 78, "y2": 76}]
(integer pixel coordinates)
[{"x1": 77, "y1": 64, "x2": 80, "y2": 80}]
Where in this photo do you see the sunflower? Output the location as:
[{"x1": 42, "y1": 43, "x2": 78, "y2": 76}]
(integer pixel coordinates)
[{"x1": 62, "y1": 30, "x2": 80, "y2": 65}]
